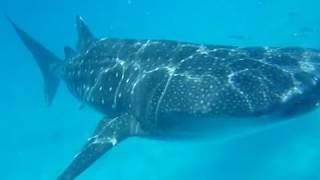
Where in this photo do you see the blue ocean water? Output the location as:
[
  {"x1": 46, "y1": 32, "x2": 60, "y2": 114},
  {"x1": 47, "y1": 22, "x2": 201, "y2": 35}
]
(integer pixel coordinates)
[{"x1": 1, "y1": 0, "x2": 320, "y2": 179}]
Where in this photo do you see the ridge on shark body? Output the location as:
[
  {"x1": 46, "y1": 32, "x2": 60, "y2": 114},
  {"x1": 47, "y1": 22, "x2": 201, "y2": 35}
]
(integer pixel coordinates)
[{"x1": 9, "y1": 16, "x2": 320, "y2": 180}]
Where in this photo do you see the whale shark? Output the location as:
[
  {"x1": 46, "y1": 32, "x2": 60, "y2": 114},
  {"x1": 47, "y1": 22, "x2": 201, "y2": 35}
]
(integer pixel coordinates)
[{"x1": 9, "y1": 16, "x2": 320, "y2": 179}]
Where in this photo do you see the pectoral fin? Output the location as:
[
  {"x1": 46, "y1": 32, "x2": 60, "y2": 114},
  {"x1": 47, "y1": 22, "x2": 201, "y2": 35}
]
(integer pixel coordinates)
[{"x1": 57, "y1": 114, "x2": 142, "y2": 180}]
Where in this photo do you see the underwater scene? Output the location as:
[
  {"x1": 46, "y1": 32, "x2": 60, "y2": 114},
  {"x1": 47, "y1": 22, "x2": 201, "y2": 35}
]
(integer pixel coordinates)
[{"x1": 1, "y1": 0, "x2": 320, "y2": 179}]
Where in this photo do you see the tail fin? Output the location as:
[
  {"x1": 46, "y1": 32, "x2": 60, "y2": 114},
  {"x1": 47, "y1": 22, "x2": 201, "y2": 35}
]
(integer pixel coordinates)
[{"x1": 8, "y1": 17, "x2": 62, "y2": 105}]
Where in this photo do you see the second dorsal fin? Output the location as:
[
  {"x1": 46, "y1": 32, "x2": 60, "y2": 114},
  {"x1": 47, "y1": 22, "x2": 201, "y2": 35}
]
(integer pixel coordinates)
[
  {"x1": 64, "y1": 46, "x2": 76, "y2": 59},
  {"x1": 76, "y1": 16, "x2": 96, "y2": 53}
]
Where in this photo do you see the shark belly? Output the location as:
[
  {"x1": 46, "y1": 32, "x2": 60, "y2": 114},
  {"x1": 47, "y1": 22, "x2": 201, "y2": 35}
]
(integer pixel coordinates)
[{"x1": 155, "y1": 113, "x2": 280, "y2": 139}]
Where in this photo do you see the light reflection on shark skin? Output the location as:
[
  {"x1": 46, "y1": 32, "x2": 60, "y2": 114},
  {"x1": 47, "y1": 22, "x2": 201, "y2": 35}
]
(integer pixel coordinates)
[{"x1": 9, "y1": 16, "x2": 320, "y2": 179}]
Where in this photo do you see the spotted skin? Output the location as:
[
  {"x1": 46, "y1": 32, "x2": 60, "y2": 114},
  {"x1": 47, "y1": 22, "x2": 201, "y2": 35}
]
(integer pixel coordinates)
[
  {"x1": 63, "y1": 39, "x2": 320, "y2": 129},
  {"x1": 59, "y1": 38, "x2": 320, "y2": 179}
]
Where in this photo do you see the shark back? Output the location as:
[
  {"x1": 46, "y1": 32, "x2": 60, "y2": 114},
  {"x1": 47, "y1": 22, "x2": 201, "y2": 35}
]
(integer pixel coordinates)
[{"x1": 63, "y1": 38, "x2": 320, "y2": 123}]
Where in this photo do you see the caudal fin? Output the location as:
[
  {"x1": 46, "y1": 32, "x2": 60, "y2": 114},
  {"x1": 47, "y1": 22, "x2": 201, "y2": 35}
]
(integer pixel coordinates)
[{"x1": 8, "y1": 17, "x2": 62, "y2": 105}]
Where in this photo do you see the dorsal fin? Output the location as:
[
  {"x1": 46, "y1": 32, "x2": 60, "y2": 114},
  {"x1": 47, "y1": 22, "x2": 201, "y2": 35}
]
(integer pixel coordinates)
[
  {"x1": 64, "y1": 46, "x2": 76, "y2": 59},
  {"x1": 76, "y1": 15, "x2": 96, "y2": 53}
]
